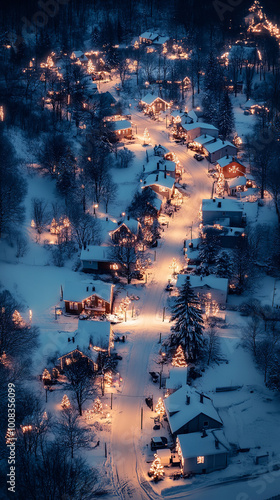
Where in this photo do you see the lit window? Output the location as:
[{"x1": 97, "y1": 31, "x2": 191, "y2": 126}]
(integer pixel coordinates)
[{"x1": 197, "y1": 456, "x2": 204, "y2": 464}]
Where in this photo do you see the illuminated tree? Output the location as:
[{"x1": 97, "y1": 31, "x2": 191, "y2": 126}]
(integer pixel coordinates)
[
  {"x1": 104, "y1": 370, "x2": 113, "y2": 387},
  {"x1": 12, "y1": 310, "x2": 24, "y2": 327},
  {"x1": 87, "y1": 59, "x2": 95, "y2": 74},
  {"x1": 61, "y1": 394, "x2": 71, "y2": 409},
  {"x1": 172, "y1": 345, "x2": 187, "y2": 367},
  {"x1": 216, "y1": 172, "x2": 225, "y2": 197},
  {"x1": 42, "y1": 369, "x2": 51, "y2": 384},
  {"x1": 143, "y1": 128, "x2": 150, "y2": 145},
  {"x1": 149, "y1": 454, "x2": 164, "y2": 482},
  {"x1": 93, "y1": 397, "x2": 102, "y2": 413},
  {"x1": 155, "y1": 397, "x2": 165, "y2": 417}
]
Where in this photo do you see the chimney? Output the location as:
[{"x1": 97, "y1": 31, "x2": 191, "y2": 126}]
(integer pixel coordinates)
[
  {"x1": 201, "y1": 428, "x2": 207, "y2": 438},
  {"x1": 186, "y1": 395, "x2": 190, "y2": 405},
  {"x1": 215, "y1": 438, "x2": 219, "y2": 449},
  {"x1": 164, "y1": 171, "x2": 166, "y2": 179},
  {"x1": 226, "y1": 154, "x2": 229, "y2": 159},
  {"x1": 213, "y1": 198, "x2": 216, "y2": 203},
  {"x1": 127, "y1": 215, "x2": 130, "y2": 221},
  {"x1": 157, "y1": 162, "x2": 159, "y2": 170},
  {"x1": 143, "y1": 165, "x2": 145, "y2": 171},
  {"x1": 200, "y1": 276, "x2": 202, "y2": 281},
  {"x1": 106, "y1": 217, "x2": 108, "y2": 221},
  {"x1": 217, "y1": 201, "x2": 221, "y2": 208},
  {"x1": 156, "y1": 174, "x2": 158, "y2": 181},
  {"x1": 200, "y1": 393, "x2": 204, "y2": 404},
  {"x1": 92, "y1": 286, "x2": 95, "y2": 292}
]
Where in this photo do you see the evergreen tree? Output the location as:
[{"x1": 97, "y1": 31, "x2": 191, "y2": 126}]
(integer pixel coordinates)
[
  {"x1": 155, "y1": 397, "x2": 165, "y2": 417},
  {"x1": 149, "y1": 454, "x2": 164, "y2": 482},
  {"x1": 199, "y1": 229, "x2": 221, "y2": 267},
  {"x1": 170, "y1": 276, "x2": 204, "y2": 360},
  {"x1": 61, "y1": 394, "x2": 71, "y2": 409},
  {"x1": 172, "y1": 345, "x2": 187, "y2": 367},
  {"x1": 217, "y1": 90, "x2": 235, "y2": 141},
  {"x1": 93, "y1": 397, "x2": 102, "y2": 413},
  {"x1": 215, "y1": 251, "x2": 233, "y2": 279}
]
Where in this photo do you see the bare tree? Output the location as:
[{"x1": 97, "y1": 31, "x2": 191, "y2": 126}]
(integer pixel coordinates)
[
  {"x1": 242, "y1": 316, "x2": 262, "y2": 357},
  {"x1": 64, "y1": 359, "x2": 96, "y2": 416},
  {"x1": 110, "y1": 238, "x2": 137, "y2": 284},
  {"x1": 54, "y1": 408, "x2": 93, "y2": 458},
  {"x1": 204, "y1": 327, "x2": 220, "y2": 365},
  {"x1": 116, "y1": 147, "x2": 135, "y2": 168},
  {"x1": 31, "y1": 198, "x2": 48, "y2": 234},
  {"x1": 103, "y1": 175, "x2": 118, "y2": 212}
]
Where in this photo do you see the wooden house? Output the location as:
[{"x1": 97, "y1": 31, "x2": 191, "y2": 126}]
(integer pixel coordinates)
[
  {"x1": 181, "y1": 122, "x2": 219, "y2": 142},
  {"x1": 204, "y1": 140, "x2": 238, "y2": 163},
  {"x1": 216, "y1": 156, "x2": 246, "y2": 179},
  {"x1": 139, "y1": 31, "x2": 160, "y2": 44},
  {"x1": 142, "y1": 157, "x2": 179, "y2": 179},
  {"x1": 58, "y1": 348, "x2": 96, "y2": 372},
  {"x1": 202, "y1": 198, "x2": 245, "y2": 227},
  {"x1": 177, "y1": 430, "x2": 229, "y2": 475},
  {"x1": 63, "y1": 280, "x2": 114, "y2": 316},
  {"x1": 110, "y1": 218, "x2": 141, "y2": 244},
  {"x1": 140, "y1": 93, "x2": 170, "y2": 113},
  {"x1": 227, "y1": 176, "x2": 247, "y2": 196},
  {"x1": 80, "y1": 245, "x2": 119, "y2": 273},
  {"x1": 109, "y1": 119, "x2": 132, "y2": 139},
  {"x1": 164, "y1": 385, "x2": 223, "y2": 436},
  {"x1": 141, "y1": 171, "x2": 175, "y2": 200}
]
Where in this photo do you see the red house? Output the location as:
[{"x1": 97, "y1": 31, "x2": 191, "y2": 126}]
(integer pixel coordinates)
[{"x1": 216, "y1": 156, "x2": 246, "y2": 179}]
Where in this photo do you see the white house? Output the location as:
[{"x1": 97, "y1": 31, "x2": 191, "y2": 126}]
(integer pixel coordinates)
[
  {"x1": 141, "y1": 172, "x2": 175, "y2": 199},
  {"x1": 181, "y1": 122, "x2": 219, "y2": 141},
  {"x1": 202, "y1": 198, "x2": 245, "y2": 227},
  {"x1": 177, "y1": 429, "x2": 229, "y2": 475},
  {"x1": 204, "y1": 140, "x2": 237, "y2": 163}
]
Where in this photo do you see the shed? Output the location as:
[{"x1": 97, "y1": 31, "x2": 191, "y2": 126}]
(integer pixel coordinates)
[{"x1": 157, "y1": 448, "x2": 172, "y2": 466}]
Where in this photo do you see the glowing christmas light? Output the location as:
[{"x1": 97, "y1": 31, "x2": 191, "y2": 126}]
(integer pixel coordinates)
[
  {"x1": 93, "y1": 397, "x2": 102, "y2": 413},
  {"x1": 143, "y1": 128, "x2": 150, "y2": 145},
  {"x1": 149, "y1": 454, "x2": 164, "y2": 481},
  {"x1": 172, "y1": 345, "x2": 187, "y2": 367},
  {"x1": 155, "y1": 397, "x2": 165, "y2": 417},
  {"x1": 61, "y1": 394, "x2": 71, "y2": 409}
]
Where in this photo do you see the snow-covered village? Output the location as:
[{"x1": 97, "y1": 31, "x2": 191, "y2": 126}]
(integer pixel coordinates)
[{"x1": 1, "y1": 0, "x2": 280, "y2": 499}]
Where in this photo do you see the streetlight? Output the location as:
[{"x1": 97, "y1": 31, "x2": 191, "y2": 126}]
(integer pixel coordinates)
[
  {"x1": 93, "y1": 203, "x2": 99, "y2": 216},
  {"x1": 159, "y1": 352, "x2": 166, "y2": 389}
]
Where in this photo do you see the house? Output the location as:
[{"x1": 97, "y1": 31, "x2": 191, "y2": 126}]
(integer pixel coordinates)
[
  {"x1": 154, "y1": 144, "x2": 170, "y2": 157},
  {"x1": 164, "y1": 385, "x2": 223, "y2": 436},
  {"x1": 110, "y1": 218, "x2": 141, "y2": 243},
  {"x1": 176, "y1": 429, "x2": 229, "y2": 475},
  {"x1": 228, "y1": 45, "x2": 258, "y2": 65},
  {"x1": 142, "y1": 157, "x2": 179, "y2": 178},
  {"x1": 70, "y1": 50, "x2": 88, "y2": 64},
  {"x1": 202, "y1": 225, "x2": 245, "y2": 249},
  {"x1": 109, "y1": 119, "x2": 132, "y2": 139},
  {"x1": 166, "y1": 367, "x2": 188, "y2": 395},
  {"x1": 80, "y1": 245, "x2": 119, "y2": 273},
  {"x1": 58, "y1": 348, "x2": 97, "y2": 372},
  {"x1": 202, "y1": 198, "x2": 245, "y2": 227},
  {"x1": 204, "y1": 140, "x2": 238, "y2": 163},
  {"x1": 63, "y1": 280, "x2": 114, "y2": 316},
  {"x1": 227, "y1": 176, "x2": 247, "y2": 196},
  {"x1": 183, "y1": 238, "x2": 201, "y2": 264},
  {"x1": 188, "y1": 134, "x2": 216, "y2": 151},
  {"x1": 176, "y1": 274, "x2": 228, "y2": 305},
  {"x1": 216, "y1": 156, "x2": 246, "y2": 179},
  {"x1": 140, "y1": 94, "x2": 170, "y2": 113},
  {"x1": 139, "y1": 31, "x2": 160, "y2": 44},
  {"x1": 141, "y1": 172, "x2": 175, "y2": 200},
  {"x1": 77, "y1": 319, "x2": 113, "y2": 355},
  {"x1": 181, "y1": 122, "x2": 219, "y2": 142}
]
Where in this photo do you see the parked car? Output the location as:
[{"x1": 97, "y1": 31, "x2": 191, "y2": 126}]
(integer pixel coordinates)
[
  {"x1": 151, "y1": 436, "x2": 168, "y2": 451},
  {"x1": 194, "y1": 153, "x2": 204, "y2": 161},
  {"x1": 165, "y1": 283, "x2": 173, "y2": 291}
]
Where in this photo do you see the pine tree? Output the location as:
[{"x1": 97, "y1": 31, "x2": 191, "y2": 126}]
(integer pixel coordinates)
[
  {"x1": 215, "y1": 251, "x2": 233, "y2": 279},
  {"x1": 171, "y1": 276, "x2": 204, "y2": 360},
  {"x1": 149, "y1": 454, "x2": 164, "y2": 481},
  {"x1": 104, "y1": 370, "x2": 113, "y2": 387},
  {"x1": 61, "y1": 394, "x2": 71, "y2": 409},
  {"x1": 217, "y1": 91, "x2": 235, "y2": 141},
  {"x1": 87, "y1": 59, "x2": 95, "y2": 74},
  {"x1": 155, "y1": 397, "x2": 165, "y2": 417},
  {"x1": 172, "y1": 345, "x2": 187, "y2": 367},
  {"x1": 42, "y1": 369, "x2": 51, "y2": 383},
  {"x1": 93, "y1": 397, "x2": 102, "y2": 413},
  {"x1": 199, "y1": 229, "x2": 221, "y2": 266}
]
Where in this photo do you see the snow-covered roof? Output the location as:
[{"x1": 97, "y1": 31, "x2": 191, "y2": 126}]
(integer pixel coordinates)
[
  {"x1": 153, "y1": 36, "x2": 169, "y2": 45},
  {"x1": 142, "y1": 172, "x2": 175, "y2": 190},
  {"x1": 143, "y1": 158, "x2": 176, "y2": 174},
  {"x1": 177, "y1": 429, "x2": 229, "y2": 459},
  {"x1": 141, "y1": 93, "x2": 168, "y2": 105},
  {"x1": 216, "y1": 156, "x2": 244, "y2": 169},
  {"x1": 149, "y1": 193, "x2": 164, "y2": 211},
  {"x1": 77, "y1": 319, "x2": 111, "y2": 351},
  {"x1": 63, "y1": 280, "x2": 113, "y2": 303},
  {"x1": 80, "y1": 245, "x2": 113, "y2": 262},
  {"x1": 203, "y1": 225, "x2": 244, "y2": 237},
  {"x1": 164, "y1": 385, "x2": 222, "y2": 435},
  {"x1": 140, "y1": 31, "x2": 159, "y2": 41},
  {"x1": 229, "y1": 45, "x2": 256, "y2": 60},
  {"x1": 166, "y1": 367, "x2": 188, "y2": 390},
  {"x1": 187, "y1": 110, "x2": 198, "y2": 123},
  {"x1": 205, "y1": 140, "x2": 237, "y2": 154},
  {"x1": 182, "y1": 122, "x2": 218, "y2": 132},
  {"x1": 176, "y1": 274, "x2": 228, "y2": 293},
  {"x1": 111, "y1": 120, "x2": 132, "y2": 131},
  {"x1": 72, "y1": 50, "x2": 86, "y2": 59},
  {"x1": 202, "y1": 198, "x2": 244, "y2": 213},
  {"x1": 228, "y1": 176, "x2": 247, "y2": 188},
  {"x1": 111, "y1": 219, "x2": 139, "y2": 235},
  {"x1": 192, "y1": 134, "x2": 216, "y2": 146}
]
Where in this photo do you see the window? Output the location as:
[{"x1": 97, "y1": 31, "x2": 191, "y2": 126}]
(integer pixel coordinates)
[
  {"x1": 73, "y1": 302, "x2": 78, "y2": 310},
  {"x1": 203, "y1": 421, "x2": 209, "y2": 428},
  {"x1": 197, "y1": 456, "x2": 204, "y2": 464},
  {"x1": 69, "y1": 302, "x2": 74, "y2": 310}
]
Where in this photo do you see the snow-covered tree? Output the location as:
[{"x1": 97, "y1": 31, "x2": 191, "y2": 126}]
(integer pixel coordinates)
[
  {"x1": 155, "y1": 397, "x2": 165, "y2": 417},
  {"x1": 61, "y1": 394, "x2": 71, "y2": 409},
  {"x1": 199, "y1": 229, "x2": 221, "y2": 267},
  {"x1": 170, "y1": 276, "x2": 204, "y2": 361},
  {"x1": 217, "y1": 91, "x2": 235, "y2": 141},
  {"x1": 172, "y1": 345, "x2": 187, "y2": 367},
  {"x1": 93, "y1": 397, "x2": 102, "y2": 413},
  {"x1": 149, "y1": 454, "x2": 164, "y2": 482},
  {"x1": 215, "y1": 251, "x2": 233, "y2": 279}
]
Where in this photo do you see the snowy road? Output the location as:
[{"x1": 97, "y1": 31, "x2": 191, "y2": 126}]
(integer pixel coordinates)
[{"x1": 109, "y1": 105, "x2": 213, "y2": 499}]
